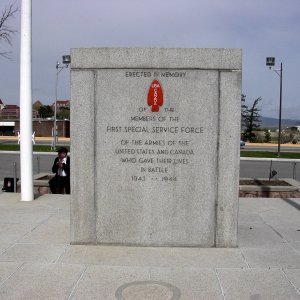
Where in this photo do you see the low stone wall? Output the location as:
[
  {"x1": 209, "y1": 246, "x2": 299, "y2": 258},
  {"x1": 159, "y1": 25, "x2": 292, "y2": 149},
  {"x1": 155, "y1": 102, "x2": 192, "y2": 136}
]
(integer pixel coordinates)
[
  {"x1": 239, "y1": 191, "x2": 300, "y2": 198},
  {"x1": 17, "y1": 173, "x2": 54, "y2": 195},
  {"x1": 239, "y1": 178, "x2": 300, "y2": 198},
  {"x1": 34, "y1": 184, "x2": 52, "y2": 195}
]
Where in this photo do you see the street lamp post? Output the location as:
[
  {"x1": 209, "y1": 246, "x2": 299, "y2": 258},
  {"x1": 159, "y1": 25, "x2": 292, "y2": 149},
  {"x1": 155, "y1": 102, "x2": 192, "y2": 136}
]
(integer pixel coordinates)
[
  {"x1": 266, "y1": 57, "x2": 283, "y2": 157},
  {"x1": 52, "y1": 55, "x2": 71, "y2": 150}
]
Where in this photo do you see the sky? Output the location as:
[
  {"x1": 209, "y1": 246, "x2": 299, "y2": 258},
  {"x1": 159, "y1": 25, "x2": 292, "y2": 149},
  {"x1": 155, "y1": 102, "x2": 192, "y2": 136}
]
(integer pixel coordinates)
[{"x1": 0, "y1": 0, "x2": 299, "y2": 119}]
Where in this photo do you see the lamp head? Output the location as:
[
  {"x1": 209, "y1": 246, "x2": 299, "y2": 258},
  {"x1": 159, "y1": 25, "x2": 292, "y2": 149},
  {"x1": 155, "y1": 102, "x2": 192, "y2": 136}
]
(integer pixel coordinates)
[
  {"x1": 62, "y1": 55, "x2": 71, "y2": 66},
  {"x1": 266, "y1": 57, "x2": 275, "y2": 69}
]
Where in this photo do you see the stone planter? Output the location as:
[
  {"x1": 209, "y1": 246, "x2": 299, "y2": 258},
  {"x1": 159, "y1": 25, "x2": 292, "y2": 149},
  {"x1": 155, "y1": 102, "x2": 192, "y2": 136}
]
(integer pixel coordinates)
[
  {"x1": 239, "y1": 178, "x2": 300, "y2": 198},
  {"x1": 17, "y1": 173, "x2": 54, "y2": 195}
]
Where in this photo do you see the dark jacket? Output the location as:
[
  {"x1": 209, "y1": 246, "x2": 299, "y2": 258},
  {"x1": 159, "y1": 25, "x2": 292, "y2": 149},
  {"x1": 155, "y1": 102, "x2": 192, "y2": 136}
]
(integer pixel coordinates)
[{"x1": 52, "y1": 156, "x2": 70, "y2": 177}]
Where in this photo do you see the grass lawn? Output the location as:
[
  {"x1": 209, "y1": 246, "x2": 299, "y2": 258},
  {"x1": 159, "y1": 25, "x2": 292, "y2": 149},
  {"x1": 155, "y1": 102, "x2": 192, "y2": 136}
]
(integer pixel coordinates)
[
  {"x1": 240, "y1": 151, "x2": 300, "y2": 159},
  {"x1": 0, "y1": 144, "x2": 299, "y2": 159}
]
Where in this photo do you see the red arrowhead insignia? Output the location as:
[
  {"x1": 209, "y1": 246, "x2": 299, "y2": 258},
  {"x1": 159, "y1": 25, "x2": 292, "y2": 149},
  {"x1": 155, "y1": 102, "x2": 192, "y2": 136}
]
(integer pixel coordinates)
[{"x1": 147, "y1": 80, "x2": 163, "y2": 112}]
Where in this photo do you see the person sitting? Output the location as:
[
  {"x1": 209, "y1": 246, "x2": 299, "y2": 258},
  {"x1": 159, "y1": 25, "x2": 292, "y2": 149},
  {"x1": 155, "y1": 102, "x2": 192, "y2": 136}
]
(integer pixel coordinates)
[{"x1": 49, "y1": 147, "x2": 70, "y2": 194}]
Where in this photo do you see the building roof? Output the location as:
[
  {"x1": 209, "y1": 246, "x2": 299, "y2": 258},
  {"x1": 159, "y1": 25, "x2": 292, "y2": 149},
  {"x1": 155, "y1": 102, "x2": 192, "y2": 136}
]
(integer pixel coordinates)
[
  {"x1": 56, "y1": 100, "x2": 70, "y2": 104},
  {"x1": 3, "y1": 104, "x2": 19, "y2": 109}
]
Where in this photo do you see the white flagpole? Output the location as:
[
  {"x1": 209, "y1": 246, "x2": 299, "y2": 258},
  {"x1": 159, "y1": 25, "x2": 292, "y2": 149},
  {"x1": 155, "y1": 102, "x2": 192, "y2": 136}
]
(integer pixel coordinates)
[{"x1": 20, "y1": 0, "x2": 33, "y2": 201}]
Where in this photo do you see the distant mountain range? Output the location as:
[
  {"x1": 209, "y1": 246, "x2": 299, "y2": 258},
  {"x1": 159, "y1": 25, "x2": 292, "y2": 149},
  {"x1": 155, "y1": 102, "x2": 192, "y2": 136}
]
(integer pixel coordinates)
[{"x1": 260, "y1": 116, "x2": 300, "y2": 128}]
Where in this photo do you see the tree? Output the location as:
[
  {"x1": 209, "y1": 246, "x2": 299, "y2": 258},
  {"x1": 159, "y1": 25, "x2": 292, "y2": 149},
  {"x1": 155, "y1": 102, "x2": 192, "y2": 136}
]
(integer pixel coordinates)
[
  {"x1": 242, "y1": 96, "x2": 262, "y2": 142},
  {"x1": 56, "y1": 107, "x2": 70, "y2": 120},
  {"x1": 0, "y1": 3, "x2": 18, "y2": 59},
  {"x1": 39, "y1": 105, "x2": 53, "y2": 119},
  {"x1": 264, "y1": 129, "x2": 271, "y2": 143},
  {"x1": 241, "y1": 94, "x2": 248, "y2": 129},
  {"x1": 32, "y1": 100, "x2": 43, "y2": 111}
]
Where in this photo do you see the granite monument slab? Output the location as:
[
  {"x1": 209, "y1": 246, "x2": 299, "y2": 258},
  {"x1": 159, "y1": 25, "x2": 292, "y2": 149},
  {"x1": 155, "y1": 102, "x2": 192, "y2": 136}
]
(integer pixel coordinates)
[{"x1": 70, "y1": 48, "x2": 242, "y2": 247}]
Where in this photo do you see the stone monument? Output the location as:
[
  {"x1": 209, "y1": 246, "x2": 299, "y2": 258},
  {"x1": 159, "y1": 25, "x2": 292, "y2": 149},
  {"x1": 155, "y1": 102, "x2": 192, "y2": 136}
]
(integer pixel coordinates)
[{"x1": 70, "y1": 48, "x2": 242, "y2": 247}]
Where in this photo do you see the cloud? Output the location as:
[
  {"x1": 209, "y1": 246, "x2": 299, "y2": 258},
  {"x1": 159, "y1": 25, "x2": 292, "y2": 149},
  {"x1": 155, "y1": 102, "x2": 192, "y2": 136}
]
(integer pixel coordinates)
[{"x1": 0, "y1": 0, "x2": 299, "y2": 120}]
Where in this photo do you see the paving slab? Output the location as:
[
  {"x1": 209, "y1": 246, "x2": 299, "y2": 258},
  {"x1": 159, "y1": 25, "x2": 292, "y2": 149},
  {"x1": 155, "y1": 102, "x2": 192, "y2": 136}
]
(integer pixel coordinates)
[
  {"x1": 0, "y1": 223, "x2": 35, "y2": 253},
  {"x1": 291, "y1": 241, "x2": 300, "y2": 252},
  {"x1": 0, "y1": 193, "x2": 69, "y2": 211},
  {"x1": 0, "y1": 262, "x2": 85, "y2": 300},
  {"x1": 0, "y1": 244, "x2": 67, "y2": 263},
  {"x1": 241, "y1": 247, "x2": 300, "y2": 269},
  {"x1": 217, "y1": 268, "x2": 299, "y2": 300},
  {"x1": 0, "y1": 262, "x2": 23, "y2": 285},
  {"x1": 237, "y1": 212, "x2": 265, "y2": 225},
  {"x1": 239, "y1": 197, "x2": 297, "y2": 214},
  {"x1": 0, "y1": 211, "x2": 54, "y2": 226},
  {"x1": 33, "y1": 194, "x2": 70, "y2": 212},
  {"x1": 59, "y1": 245, "x2": 247, "y2": 268},
  {"x1": 70, "y1": 265, "x2": 223, "y2": 300},
  {"x1": 0, "y1": 194, "x2": 65, "y2": 226},
  {"x1": 19, "y1": 214, "x2": 70, "y2": 245},
  {"x1": 267, "y1": 225, "x2": 300, "y2": 244},
  {"x1": 238, "y1": 222, "x2": 290, "y2": 249},
  {"x1": 283, "y1": 269, "x2": 300, "y2": 293},
  {"x1": 259, "y1": 205, "x2": 300, "y2": 224}
]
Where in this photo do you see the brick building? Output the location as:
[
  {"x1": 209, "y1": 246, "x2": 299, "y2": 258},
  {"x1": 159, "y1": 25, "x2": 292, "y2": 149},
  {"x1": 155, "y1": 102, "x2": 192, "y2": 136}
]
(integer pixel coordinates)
[
  {"x1": 0, "y1": 99, "x2": 70, "y2": 137},
  {"x1": 53, "y1": 100, "x2": 70, "y2": 110},
  {"x1": 14, "y1": 119, "x2": 70, "y2": 137},
  {"x1": 0, "y1": 104, "x2": 20, "y2": 119}
]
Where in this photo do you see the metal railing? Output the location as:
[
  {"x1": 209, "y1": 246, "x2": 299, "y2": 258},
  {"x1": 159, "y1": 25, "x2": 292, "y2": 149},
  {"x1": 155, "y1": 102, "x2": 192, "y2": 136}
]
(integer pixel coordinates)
[
  {"x1": 6, "y1": 156, "x2": 41, "y2": 193},
  {"x1": 240, "y1": 157, "x2": 299, "y2": 180}
]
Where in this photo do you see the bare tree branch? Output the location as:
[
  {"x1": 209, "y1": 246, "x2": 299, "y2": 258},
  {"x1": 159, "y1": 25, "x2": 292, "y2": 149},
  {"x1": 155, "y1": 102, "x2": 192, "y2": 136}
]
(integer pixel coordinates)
[
  {"x1": 0, "y1": 50, "x2": 12, "y2": 59},
  {"x1": 0, "y1": 3, "x2": 18, "y2": 59}
]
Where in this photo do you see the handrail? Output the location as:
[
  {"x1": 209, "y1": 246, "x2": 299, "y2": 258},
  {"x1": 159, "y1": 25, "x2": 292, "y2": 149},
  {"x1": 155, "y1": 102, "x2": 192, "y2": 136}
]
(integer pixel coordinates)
[
  {"x1": 241, "y1": 157, "x2": 299, "y2": 180},
  {"x1": 241, "y1": 157, "x2": 300, "y2": 162}
]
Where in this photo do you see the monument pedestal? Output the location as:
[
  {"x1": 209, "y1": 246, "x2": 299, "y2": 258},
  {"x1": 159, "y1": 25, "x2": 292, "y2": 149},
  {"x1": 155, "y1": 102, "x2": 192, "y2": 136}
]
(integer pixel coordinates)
[{"x1": 70, "y1": 48, "x2": 242, "y2": 247}]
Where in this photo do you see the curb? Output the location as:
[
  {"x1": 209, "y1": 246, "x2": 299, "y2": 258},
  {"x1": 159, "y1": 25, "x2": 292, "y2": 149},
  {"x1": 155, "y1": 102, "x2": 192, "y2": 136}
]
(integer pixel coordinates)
[{"x1": 0, "y1": 151, "x2": 58, "y2": 155}]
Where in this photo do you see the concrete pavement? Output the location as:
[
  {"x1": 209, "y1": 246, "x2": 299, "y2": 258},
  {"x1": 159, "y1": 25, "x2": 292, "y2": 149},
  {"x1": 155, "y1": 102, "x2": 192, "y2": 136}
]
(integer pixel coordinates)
[{"x1": 0, "y1": 192, "x2": 299, "y2": 299}]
